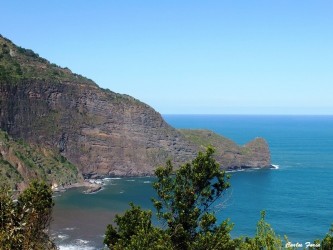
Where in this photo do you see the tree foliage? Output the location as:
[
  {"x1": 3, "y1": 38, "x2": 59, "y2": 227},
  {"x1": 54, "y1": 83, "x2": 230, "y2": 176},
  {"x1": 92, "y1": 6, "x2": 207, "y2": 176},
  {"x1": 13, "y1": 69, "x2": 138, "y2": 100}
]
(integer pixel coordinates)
[
  {"x1": 104, "y1": 147, "x2": 234, "y2": 250},
  {"x1": 152, "y1": 146, "x2": 232, "y2": 249},
  {"x1": 232, "y1": 211, "x2": 282, "y2": 250},
  {"x1": 321, "y1": 224, "x2": 333, "y2": 250},
  {"x1": 0, "y1": 181, "x2": 56, "y2": 250},
  {"x1": 253, "y1": 211, "x2": 282, "y2": 249},
  {"x1": 104, "y1": 203, "x2": 172, "y2": 250}
]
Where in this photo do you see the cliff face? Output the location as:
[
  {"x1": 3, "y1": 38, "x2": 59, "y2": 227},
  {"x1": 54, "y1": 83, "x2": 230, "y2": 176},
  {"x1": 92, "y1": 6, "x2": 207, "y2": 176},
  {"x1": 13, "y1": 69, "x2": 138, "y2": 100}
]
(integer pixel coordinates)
[
  {"x1": 0, "y1": 80, "x2": 196, "y2": 177},
  {"x1": 0, "y1": 35, "x2": 270, "y2": 178},
  {"x1": 0, "y1": 130, "x2": 81, "y2": 190}
]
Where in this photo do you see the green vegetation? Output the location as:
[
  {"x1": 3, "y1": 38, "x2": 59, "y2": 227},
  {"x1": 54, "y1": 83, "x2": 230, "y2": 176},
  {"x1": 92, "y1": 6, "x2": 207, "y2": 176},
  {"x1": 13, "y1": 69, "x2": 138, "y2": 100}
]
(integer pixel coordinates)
[
  {"x1": 0, "y1": 34, "x2": 96, "y2": 85},
  {"x1": 104, "y1": 203, "x2": 172, "y2": 250},
  {"x1": 179, "y1": 129, "x2": 238, "y2": 151},
  {"x1": 0, "y1": 159, "x2": 23, "y2": 186},
  {"x1": 104, "y1": 147, "x2": 233, "y2": 249},
  {"x1": 179, "y1": 129, "x2": 266, "y2": 157},
  {"x1": 105, "y1": 147, "x2": 234, "y2": 250},
  {"x1": 151, "y1": 147, "x2": 232, "y2": 250},
  {"x1": 104, "y1": 148, "x2": 331, "y2": 250},
  {"x1": 320, "y1": 224, "x2": 333, "y2": 250},
  {"x1": 235, "y1": 211, "x2": 282, "y2": 250},
  {"x1": 0, "y1": 130, "x2": 81, "y2": 189},
  {"x1": 0, "y1": 181, "x2": 56, "y2": 249}
]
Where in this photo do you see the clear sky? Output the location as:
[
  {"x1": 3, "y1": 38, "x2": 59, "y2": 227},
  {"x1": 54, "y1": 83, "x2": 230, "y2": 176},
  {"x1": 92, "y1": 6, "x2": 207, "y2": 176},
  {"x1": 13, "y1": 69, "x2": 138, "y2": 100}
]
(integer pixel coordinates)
[{"x1": 1, "y1": 1, "x2": 332, "y2": 114}]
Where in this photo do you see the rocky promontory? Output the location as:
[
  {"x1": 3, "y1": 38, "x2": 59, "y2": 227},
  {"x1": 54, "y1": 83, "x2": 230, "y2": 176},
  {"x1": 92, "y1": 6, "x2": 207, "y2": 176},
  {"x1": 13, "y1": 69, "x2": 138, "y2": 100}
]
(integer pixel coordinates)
[
  {"x1": 0, "y1": 35, "x2": 270, "y2": 184},
  {"x1": 179, "y1": 129, "x2": 270, "y2": 170}
]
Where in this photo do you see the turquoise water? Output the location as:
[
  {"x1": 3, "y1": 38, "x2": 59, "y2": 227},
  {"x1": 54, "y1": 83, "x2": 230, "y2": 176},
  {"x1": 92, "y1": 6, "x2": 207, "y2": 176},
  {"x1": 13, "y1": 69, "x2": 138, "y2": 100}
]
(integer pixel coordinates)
[{"x1": 52, "y1": 115, "x2": 333, "y2": 249}]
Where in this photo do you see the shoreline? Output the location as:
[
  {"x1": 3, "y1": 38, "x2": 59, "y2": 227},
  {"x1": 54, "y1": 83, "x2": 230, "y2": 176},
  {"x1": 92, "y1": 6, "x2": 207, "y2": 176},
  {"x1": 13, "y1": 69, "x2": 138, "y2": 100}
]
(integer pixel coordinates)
[
  {"x1": 53, "y1": 164, "x2": 279, "y2": 193},
  {"x1": 52, "y1": 180, "x2": 103, "y2": 194}
]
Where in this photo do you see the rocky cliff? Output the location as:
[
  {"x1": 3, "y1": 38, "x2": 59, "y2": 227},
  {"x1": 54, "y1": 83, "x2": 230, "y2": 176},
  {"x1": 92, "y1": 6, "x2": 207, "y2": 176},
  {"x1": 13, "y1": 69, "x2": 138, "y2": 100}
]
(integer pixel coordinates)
[
  {"x1": 0, "y1": 35, "x2": 270, "y2": 179},
  {"x1": 0, "y1": 130, "x2": 81, "y2": 190}
]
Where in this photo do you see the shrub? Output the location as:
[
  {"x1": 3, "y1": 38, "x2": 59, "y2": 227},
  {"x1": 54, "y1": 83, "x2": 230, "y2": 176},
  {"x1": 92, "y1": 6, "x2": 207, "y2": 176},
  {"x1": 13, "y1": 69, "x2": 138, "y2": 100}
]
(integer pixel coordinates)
[{"x1": 0, "y1": 181, "x2": 56, "y2": 249}]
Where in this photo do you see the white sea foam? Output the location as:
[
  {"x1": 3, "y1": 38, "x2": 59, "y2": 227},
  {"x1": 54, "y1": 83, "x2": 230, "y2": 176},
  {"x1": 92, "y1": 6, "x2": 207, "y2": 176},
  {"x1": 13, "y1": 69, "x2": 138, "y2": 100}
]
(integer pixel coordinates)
[
  {"x1": 64, "y1": 227, "x2": 76, "y2": 231},
  {"x1": 76, "y1": 239, "x2": 90, "y2": 245},
  {"x1": 104, "y1": 177, "x2": 121, "y2": 180},
  {"x1": 57, "y1": 234, "x2": 69, "y2": 240},
  {"x1": 226, "y1": 169, "x2": 245, "y2": 173},
  {"x1": 143, "y1": 181, "x2": 151, "y2": 184},
  {"x1": 126, "y1": 179, "x2": 135, "y2": 182},
  {"x1": 271, "y1": 164, "x2": 280, "y2": 169},
  {"x1": 59, "y1": 245, "x2": 95, "y2": 250},
  {"x1": 59, "y1": 239, "x2": 95, "y2": 250}
]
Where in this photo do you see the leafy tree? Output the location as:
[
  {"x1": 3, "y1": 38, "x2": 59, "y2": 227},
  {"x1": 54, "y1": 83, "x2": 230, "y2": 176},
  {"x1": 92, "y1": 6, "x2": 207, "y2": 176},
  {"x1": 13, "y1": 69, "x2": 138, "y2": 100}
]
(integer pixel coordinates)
[
  {"x1": 104, "y1": 203, "x2": 172, "y2": 250},
  {"x1": 0, "y1": 181, "x2": 56, "y2": 249},
  {"x1": 152, "y1": 146, "x2": 232, "y2": 249},
  {"x1": 104, "y1": 147, "x2": 234, "y2": 250}
]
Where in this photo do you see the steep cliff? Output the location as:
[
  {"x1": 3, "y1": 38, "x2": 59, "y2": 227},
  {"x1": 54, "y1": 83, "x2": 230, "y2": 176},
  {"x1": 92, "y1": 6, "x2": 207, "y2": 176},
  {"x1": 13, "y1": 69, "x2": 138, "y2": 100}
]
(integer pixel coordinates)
[
  {"x1": 0, "y1": 130, "x2": 81, "y2": 190},
  {"x1": 0, "y1": 35, "x2": 270, "y2": 179}
]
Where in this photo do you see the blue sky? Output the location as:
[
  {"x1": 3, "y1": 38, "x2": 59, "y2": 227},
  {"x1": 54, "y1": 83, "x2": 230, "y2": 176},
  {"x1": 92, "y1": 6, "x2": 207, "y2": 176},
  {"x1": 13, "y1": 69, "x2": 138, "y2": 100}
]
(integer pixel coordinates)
[{"x1": 1, "y1": 1, "x2": 332, "y2": 114}]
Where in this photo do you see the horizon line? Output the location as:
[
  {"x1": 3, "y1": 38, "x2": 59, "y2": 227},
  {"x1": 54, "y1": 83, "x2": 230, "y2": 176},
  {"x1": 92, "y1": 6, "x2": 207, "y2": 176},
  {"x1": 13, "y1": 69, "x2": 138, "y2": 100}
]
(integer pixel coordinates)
[{"x1": 162, "y1": 114, "x2": 333, "y2": 116}]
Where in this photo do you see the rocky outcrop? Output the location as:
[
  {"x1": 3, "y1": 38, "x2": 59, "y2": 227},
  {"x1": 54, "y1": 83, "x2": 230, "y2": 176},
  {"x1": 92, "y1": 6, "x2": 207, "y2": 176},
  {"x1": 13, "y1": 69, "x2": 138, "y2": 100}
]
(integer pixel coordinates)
[
  {"x1": 179, "y1": 130, "x2": 270, "y2": 170},
  {"x1": 0, "y1": 35, "x2": 270, "y2": 179}
]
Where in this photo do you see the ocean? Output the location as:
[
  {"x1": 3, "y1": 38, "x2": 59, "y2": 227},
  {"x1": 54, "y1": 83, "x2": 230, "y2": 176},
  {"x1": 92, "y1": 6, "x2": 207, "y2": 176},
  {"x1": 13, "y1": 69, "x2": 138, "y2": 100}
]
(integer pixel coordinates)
[{"x1": 51, "y1": 115, "x2": 333, "y2": 249}]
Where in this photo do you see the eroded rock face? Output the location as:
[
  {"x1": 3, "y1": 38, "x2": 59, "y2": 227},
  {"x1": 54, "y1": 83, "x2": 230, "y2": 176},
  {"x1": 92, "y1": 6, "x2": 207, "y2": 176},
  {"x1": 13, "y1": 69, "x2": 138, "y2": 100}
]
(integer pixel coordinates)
[
  {"x1": 0, "y1": 35, "x2": 270, "y2": 177},
  {"x1": 0, "y1": 81, "x2": 271, "y2": 176},
  {"x1": 0, "y1": 81, "x2": 197, "y2": 176}
]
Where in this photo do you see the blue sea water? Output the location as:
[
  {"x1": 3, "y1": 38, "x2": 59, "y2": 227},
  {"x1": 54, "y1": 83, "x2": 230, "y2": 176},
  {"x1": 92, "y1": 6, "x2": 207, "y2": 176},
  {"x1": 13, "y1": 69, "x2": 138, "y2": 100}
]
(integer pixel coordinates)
[{"x1": 52, "y1": 115, "x2": 333, "y2": 249}]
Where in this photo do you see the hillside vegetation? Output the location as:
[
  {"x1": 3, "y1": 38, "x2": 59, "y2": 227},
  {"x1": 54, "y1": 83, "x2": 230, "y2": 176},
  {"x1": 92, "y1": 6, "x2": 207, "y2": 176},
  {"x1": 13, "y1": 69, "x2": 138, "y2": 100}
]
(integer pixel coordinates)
[
  {"x1": 0, "y1": 34, "x2": 95, "y2": 85},
  {"x1": 0, "y1": 130, "x2": 82, "y2": 190}
]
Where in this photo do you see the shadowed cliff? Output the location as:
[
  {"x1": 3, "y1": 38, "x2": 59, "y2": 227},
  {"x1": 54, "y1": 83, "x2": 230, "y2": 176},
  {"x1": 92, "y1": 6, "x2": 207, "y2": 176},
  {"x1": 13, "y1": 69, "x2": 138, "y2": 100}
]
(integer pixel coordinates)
[{"x1": 0, "y1": 35, "x2": 270, "y2": 180}]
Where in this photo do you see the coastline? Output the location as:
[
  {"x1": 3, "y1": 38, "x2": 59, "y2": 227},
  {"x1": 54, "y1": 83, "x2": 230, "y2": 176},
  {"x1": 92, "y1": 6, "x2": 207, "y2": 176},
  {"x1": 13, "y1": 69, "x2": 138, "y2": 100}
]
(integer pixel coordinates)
[
  {"x1": 52, "y1": 180, "x2": 103, "y2": 194},
  {"x1": 53, "y1": 164, "x2": 279, "y2": 194}
]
